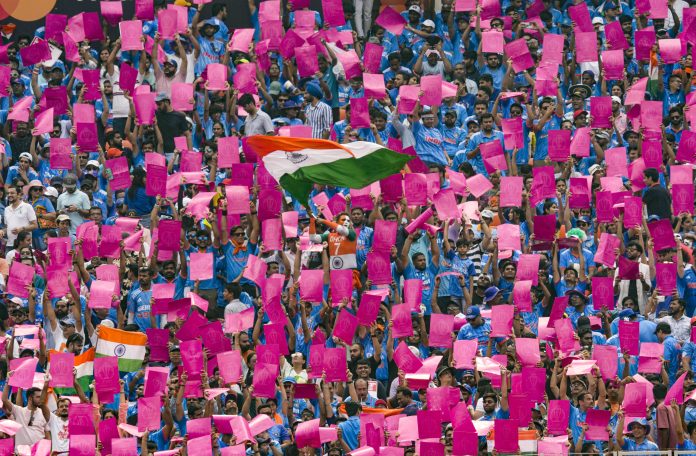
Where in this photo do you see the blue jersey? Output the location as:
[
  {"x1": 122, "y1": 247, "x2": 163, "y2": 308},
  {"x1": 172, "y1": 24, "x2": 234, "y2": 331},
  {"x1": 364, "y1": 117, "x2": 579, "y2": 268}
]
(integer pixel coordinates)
[
  {"x1": 456, "y1": 321, "x2": 491, "y2": 354},
  {"x1": 403, "y1": 262, "x2": 438, "y2": 315},
  {"x1": 127, "y1": 286, "x2": 154, "y2": 332},
  {"x1": 411, "y1": 121, "x2": 448, "y2": 166}
]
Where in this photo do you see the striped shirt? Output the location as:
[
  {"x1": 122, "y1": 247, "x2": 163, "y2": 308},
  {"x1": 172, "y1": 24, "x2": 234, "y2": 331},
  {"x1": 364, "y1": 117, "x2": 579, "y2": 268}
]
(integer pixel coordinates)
[{"x1": 305, "y1": 101, "x2": 333, "y2": 139}]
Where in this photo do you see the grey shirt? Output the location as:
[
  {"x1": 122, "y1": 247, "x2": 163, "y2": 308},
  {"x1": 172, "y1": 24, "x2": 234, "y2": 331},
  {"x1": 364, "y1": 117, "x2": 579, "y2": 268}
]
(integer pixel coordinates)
[
  {"x1": 244, "y1": 110, "x2": 274, "y2": 136},
  {"x1": 56, "y1": 190, "x2": 90, "y2": 235}
]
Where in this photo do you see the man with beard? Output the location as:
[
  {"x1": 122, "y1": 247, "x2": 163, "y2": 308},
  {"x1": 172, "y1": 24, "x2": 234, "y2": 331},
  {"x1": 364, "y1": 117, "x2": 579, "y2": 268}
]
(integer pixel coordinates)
[
  {"x1": 43, "y1": 285, "x2": 83, "y2": 351},
  {"x1": 477, "y1": 374, "x2": 510, "y2": 422},
  {"x1": 48, "y1": 397, "x2": 73, "y2": 452},
  {"x1": 152, "y1": 32, "x2": 188, "y2": 98},
  {"x1": 613, "y1": 241, "x2": 651, "y2": 312},
  {"x1": 2, "y1": 380, "x2": 50, "y2": 446},
  {"x1": 191, "y1": 11, "x2": 227, "y2": 74},
  {"x1": 154, "y1": 93, "x2": 189, "y2": 154},
  {"x1": 657, "y1": 299, "x2": 690, "y2": 345},
  {"x1": 453, "y1": 113, "x2": 504, "y2": 176},
  {"x1": 1, "y1": 185, "x2": 37, "y2": 246},
  {"x1": 154, "y1": 256, "x2": 188, "y2": 301},
  {"x1": 56, "y1": 174, "x2": 90, "y2": 234},
  {"x1": 349, "y1": 207, "x2": 373, "y2": 271},
  {"x1": 439, "y1": 110, "x2": 466, "y2": 160},
  {"x1": 126, "y1": 266, "x2": 156, "y2": 332},
  {"x1": 5, "y1": 151, "x2": 39, "y2": 190},
  {"x1": 303, "y1": 83, "x2": 332, "y2": 139}
]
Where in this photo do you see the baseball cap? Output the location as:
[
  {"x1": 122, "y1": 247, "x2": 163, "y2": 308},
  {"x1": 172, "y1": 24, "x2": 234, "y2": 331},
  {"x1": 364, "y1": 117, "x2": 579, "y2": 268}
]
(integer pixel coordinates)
[
  {"x1": 480, "y1": 209, "x2": 495, "y2": 219},
  {"x1": 282, "y1": 377, "x2": 297, "y2": 384},
  {"x1": 423, "y1": 19, "x2": 436, "y2": 28},
  {"x1": 611, "y1": 95, "x2": 622, "y2": 104},
  {"x1": 573, "y1": 109, "x2": 588, "y2": 119},
  {"x1": 436, "y1": 366, "x2": 455, "y2": 378},
  {"x1": 465, "y1": 306, "x2": 481, "y2": 320},
  {"x1": 44, "y1": 186, "x2": 58, "y2": 198},
  {"x1": 592, "y1": 17, "x2": 604, "y2": 25},
  {"x1": 59, "y1": 316, "x2": 76, "y2": 327},
  {"x1": 56, "y1": 214, "x2": 71, "y2": 223},
  {"x1": 155, "y1": 92, "x2": 170, "y2": 102},
  {"x1": 408, "y1": 5, "x2": 422, "y2": 14},
  {"x1": 588, "y1": 164, "x2": 602, "y2": 175},
  {"x1": 86, "y1": 160, "x2": 100, "y2": 168},
  {"x1": 618, "y1": 309, "x2": 636, "y2": 319},
  {"x1": 565, "y1": 289, "x2": 587, "y2": 302},
  {"x1": 628, "y1": 418, "x2": 650, "y2": 433}
]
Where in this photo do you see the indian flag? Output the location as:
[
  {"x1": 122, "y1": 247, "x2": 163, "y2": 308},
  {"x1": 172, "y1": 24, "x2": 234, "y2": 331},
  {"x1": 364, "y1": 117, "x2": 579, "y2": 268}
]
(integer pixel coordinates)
[
  {"x1": 245, "y1": 136, "x2": 411, "y2": 205},
  {"x1": 96, "y1": 326, "x2": 147, "y2": 373},
  {"x1": 51, "y1": 347, "x2": 95, "y2": 395}
]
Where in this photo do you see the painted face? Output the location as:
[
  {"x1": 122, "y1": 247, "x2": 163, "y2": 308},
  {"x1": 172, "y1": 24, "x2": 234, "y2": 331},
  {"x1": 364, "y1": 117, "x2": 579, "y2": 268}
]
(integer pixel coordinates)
[{"x1": 338, "y1": 215, "x2": 351, "y2": 229}]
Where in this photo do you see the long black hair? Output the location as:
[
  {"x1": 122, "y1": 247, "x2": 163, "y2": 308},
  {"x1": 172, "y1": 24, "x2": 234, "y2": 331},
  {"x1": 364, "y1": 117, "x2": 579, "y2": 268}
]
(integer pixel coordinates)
[{"x1": 127, "y1": 166, "x2": 146, "y2": 200}]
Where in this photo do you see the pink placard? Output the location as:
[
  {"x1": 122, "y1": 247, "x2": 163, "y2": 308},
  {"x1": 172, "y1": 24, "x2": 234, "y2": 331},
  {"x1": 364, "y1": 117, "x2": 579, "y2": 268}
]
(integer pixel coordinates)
[
  {"x1": 367, "y1": 250, "x2": 392, "y2": 285},
  {"x1": 120, "y1": 20, "x2": 144, "y2": 51},
  {"x1": 494, "y1": 420, "x2": 519, "y2": 453},
  {"x1": 585, "y1": 409, "x2": 610, "y2": 441},
  {"x1": 619, "y1": 320, "x2": 640, "y2": 355},
  {"x1": 548, "y1": 129, "x2": 570, "y2": 161},
  {"x1": 593, "y1": 344, "x2": 618, "y2": 380},
  {"x1": 648, "y1": 219, "x2": 677, "y2": 252},
  {"x1": 429, "y1": 313, "x2": 454, "y2": 348},
  {"x1": 190, "y1": 252, "x2": 213, "y2": 281},
  {"x1": 490, "y1": 304, "x2": 514, "y2": 337},
  {"x1": 420, "y1": 75, "x2": 443, "y2": 106},
  {"x1": 397, "y1": 85, "x2": 420, "y2": 114},
  {"x1": 49, "y1": 352, "x2": 75, "y2": 388},
  {"x1": 575, "y1": 32, "x2": 598, "y2": 63},
  {"x1": 592, "y1": 276, "x2": 615, "y2": 310},
  {"x1": 547, "y1": 400, "x2": 570, "y2": 435},
  {"x1": 568, "y1": 3, "x2": 593, "y2": 32},
  {"x1": 590, "y1": 96, "x2": 612, "y2": 128},
  {"x1": 375, "y1": 6, "x2": 406, "y2": 35},
  {"x1": 393, "y1": 341, "x2": 423, "y2": 373}
]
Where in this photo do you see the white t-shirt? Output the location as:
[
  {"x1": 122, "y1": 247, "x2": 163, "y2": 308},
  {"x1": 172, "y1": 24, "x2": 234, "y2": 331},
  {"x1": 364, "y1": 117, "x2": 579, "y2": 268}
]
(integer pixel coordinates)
[
  {"x1": 4, "y1": 202, "x2": 37, "y2": 246},
  {"x1": 48, "y1": 413, "x2": 69, "y2": 453},
  {"x1": 12, "y1": 405, "x2": 48, "y2": 446}
]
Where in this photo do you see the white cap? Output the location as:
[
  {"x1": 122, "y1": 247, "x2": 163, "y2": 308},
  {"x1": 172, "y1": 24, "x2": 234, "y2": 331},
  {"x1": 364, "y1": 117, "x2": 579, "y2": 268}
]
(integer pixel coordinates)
[
  {"x1": 422, "y1": 19, "x2": 436, "y2": 28},
  {"x1": 44, "y1": 186, "x2": 58, "y2": 198},
  {"x1": 408, "y1": 5, "x2": 422, "y2": 14},
  {"x1": 611, "y1": 95, "x2": 622, "y2": 104},
  {"x1": 86, "y1": 160, "x2": 100, "y2": 168},
  {"x1": 592, "y1": 17, "x2": 604, "y2": 24}
]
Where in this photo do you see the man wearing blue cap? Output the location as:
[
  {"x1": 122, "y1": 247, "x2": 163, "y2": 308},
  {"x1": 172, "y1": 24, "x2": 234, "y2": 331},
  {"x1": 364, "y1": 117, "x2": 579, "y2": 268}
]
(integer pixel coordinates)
[
  {"x1": 616, "y1": 413, "x2": 659, "y2": 452},
  {"x1": 456, "y1": 306, "x2": 492, "y2": 354}
]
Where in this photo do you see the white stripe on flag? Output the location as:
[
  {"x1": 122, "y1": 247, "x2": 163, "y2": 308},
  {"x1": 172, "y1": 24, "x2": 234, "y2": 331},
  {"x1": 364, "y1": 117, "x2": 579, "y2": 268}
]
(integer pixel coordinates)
[
  {"x1": 261, "y1": 141, "x2": 383, "y2": 182},
  {"x1": 97, "y1": 339, "x2": 146, "y2": 363}
]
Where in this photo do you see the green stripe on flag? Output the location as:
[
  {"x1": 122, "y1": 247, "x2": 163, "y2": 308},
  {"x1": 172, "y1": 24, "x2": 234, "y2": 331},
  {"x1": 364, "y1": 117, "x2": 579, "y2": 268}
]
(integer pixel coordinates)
[
  {"x1": 278, "y1": 147, "x2": 410, "y2": 205},
  {"x1": 95, "y1": 353, "x2": 143, "y2": 374}
]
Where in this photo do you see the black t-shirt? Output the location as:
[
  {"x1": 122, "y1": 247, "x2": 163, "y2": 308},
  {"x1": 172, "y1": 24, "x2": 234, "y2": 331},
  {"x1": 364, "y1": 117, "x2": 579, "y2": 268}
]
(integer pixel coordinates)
[
  {"x1": 642, "y1": 184, "x2": 672, "y2": 220},
  {"x1": 155, "y1": 110, "x2": 188, "y2": 153}
]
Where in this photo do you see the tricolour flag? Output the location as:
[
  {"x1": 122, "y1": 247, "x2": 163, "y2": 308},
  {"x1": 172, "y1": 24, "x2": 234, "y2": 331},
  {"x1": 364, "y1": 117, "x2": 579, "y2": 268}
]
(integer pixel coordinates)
[
  {"x1": 51, "y1": 347, "x2": 95, "y2": 395},
  {"x1": 245, "y1": 136, "x2": 411, "y2": 205},
  {"x1": 96, "y1": 326, "x2": 147, "y2": 373}
]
